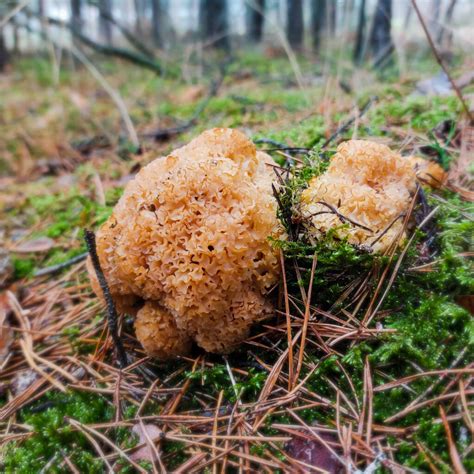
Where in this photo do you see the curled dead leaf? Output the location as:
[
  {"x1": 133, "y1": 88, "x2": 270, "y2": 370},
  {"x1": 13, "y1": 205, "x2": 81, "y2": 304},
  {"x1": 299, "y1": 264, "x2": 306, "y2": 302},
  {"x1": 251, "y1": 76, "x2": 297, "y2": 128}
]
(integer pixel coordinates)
[
  {"x1": 177, "y1": 85, "x2": 205, "y2": 104},
  {"x1": 0, "y1": 293, "x2": 13, "y2": 363},
  {"x1": 456, "y1": 295, "x2": 474, "y2": 315},
  {"x1": 130, "y1": 423, "x2": 163, "y2": 463},
  {"x1": 12, "y1": 237, "x2": 55, "y2": 254},
  {"x1": 447, "y1": 123, "x2": 474, "y2": 201},
  {"x1": 0, "y1": 248, "x2": 13, "y2": 288},
  {"x1": 286, "y1": 429, "x2": 342, "y2": 473}
]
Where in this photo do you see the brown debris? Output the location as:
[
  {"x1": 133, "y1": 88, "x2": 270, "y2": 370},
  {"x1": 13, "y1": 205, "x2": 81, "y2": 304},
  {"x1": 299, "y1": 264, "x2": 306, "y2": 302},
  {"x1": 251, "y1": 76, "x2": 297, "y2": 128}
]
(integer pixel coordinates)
[
  {"x1": 0, "y1": 248, "x2": 13, "y2": 288},
  {"x1": 0, "y1": 293, "x2": 13, "y2": 364},
  {"x1": 11, "y1": 237, "x2": 55, "y2": 254}
]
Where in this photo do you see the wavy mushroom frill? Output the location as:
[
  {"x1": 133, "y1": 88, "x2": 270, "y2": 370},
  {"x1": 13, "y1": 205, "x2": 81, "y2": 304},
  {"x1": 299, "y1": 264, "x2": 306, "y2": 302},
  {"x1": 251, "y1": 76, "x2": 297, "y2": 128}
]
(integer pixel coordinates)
[
  {"x1": 88, "y1": 128, "x2": 284, "y2": 358},
  {"x1": 300, "y1": 140, "x2": 446, "y2": 253}
]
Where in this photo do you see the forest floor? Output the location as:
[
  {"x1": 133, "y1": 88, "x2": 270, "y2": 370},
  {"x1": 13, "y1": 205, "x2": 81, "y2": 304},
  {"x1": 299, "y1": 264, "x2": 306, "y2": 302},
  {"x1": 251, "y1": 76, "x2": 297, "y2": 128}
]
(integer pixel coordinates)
[{"x1": 0, "y1": 52, "x2": 473, "y2": 473}]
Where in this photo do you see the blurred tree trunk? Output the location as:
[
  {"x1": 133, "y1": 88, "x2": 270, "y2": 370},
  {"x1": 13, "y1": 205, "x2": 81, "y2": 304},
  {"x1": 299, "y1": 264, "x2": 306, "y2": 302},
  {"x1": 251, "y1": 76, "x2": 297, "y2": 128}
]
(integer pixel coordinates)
[
  {"x1": 99, "y1": 0, "x2": 112, "y2": 44},
  {"x1": 353, "y1": 0, "x2": 365, "y2": 64},
  {"x1": 38, "y1": 0, "x2": 45, "y2": 17},
  {"x1": 199, "y1": 0, "x2": 230, "y2": 50},
  {"x1": 328, "y1": 0, "x2": 336, "y2": 35},
  {"x1": 70, "y1": 0, "x2": 82, "y2": 53},
  {"x1": 438, "y1": 0, "x2": 457, "y2": 46},
  {"x1": 430, "y1": 0, "x2": 442, "y2": 40},
  {"x1": 71, "y1": 0, "x2": 82, "y2": 33},
  {"x1": 246, "y1": 0, "x2": 265, "y2": 43},
  {"x1": 0, "y1": 31, "x2": 8, "y2": 72},
  {"x1": 403, "y1": 1, "x2": 412, "y2": 29},
  {"x1": 311, "y1": 0, "x2": 326, "y2": 53},
  {"x1": 151, "y1": 0, "x2": 164, "y2": 47},
  {"x1": 369, "y1": 0, "x2": 393, "y2": 68},
  {"x1": 134, "y1": 0, "x2": 146, "y2": 34},
  {"x1": 38, "y1": 0, "x2": 46, "y2": 36},
  {"x1": 12, "y1": 19, "x2": 20, "y2": 53},
  {"x1": 286, "y1": 0, "x2": 303, "y2": 49},
  {"x1": 341, "y1": 0, "x2": 355, "y2": 29}
]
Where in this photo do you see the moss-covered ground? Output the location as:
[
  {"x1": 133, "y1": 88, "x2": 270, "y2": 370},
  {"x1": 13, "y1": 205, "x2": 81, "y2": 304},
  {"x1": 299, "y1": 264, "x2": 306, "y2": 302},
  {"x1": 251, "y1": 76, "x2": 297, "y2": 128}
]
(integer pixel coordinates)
[{"x1": 0, "y1": 51, "x2": 472, "y2": 472}]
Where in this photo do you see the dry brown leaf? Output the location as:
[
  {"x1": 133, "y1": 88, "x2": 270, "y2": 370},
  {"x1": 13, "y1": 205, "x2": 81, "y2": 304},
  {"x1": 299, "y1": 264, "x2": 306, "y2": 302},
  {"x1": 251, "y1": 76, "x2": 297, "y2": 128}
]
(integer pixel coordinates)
[
  {"x1": 0, "y1": 293, "x2": 13, "y2": 363},
  {"x1": 446, "y1": 183, "x2": 474, "y2": 202},
  {"x1": 177, "y1": 84, "x2": 205, "y2": 104},
  {"x1": 13, "y1": 237, "x2": 55, "y2": 254},
  {"x1": 447, "y1": 123, "x2": 474, "y2": 201},
  {"x1": 285, "y1": 429, "x2": 342, "y2": 473},
  {"x1": 32, "y1": 104, "x2": 64, "y2": 130},
  {"x1": 455, "y1": 295, "x2": 474, "y2": 315},
  {"x1": 130, "y1": 423, "x2": 162, "y2": 463},
  {"x1": 455, "y1": 70, "x2": 474, "y2": 90},
  {"x1": 68, "y1": 91, "x2": 90, "y2": 112},
  {"x1": 0, "y1": 249, "x2": 13, "y2": 288}
]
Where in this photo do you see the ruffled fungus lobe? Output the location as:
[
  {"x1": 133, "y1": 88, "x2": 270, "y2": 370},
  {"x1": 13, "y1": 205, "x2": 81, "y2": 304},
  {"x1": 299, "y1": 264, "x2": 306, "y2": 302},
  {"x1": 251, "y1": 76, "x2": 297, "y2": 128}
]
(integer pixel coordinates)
[
  {"x1": 88, "y1": 128, "x2": 282, "y2": 358},
  {"x1": 301, "y1": 140, "x2": 446, "y2": 253}
]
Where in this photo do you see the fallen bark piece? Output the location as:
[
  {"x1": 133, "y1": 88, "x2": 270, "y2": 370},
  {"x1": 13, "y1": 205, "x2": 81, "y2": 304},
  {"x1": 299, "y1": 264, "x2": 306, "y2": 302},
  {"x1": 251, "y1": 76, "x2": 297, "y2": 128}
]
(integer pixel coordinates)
[
  {"x1": 88, "y1": 128, "x2": 283, "y2": 358},
  {"x1": 12, "y1": 237, "x2": 55, "y2": 254}
]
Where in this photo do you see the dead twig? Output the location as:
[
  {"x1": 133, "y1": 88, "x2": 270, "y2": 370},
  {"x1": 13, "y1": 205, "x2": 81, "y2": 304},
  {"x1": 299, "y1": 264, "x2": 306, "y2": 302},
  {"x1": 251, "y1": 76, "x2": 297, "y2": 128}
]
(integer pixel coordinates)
[
  {"x1": 411, "y1": 0, "x2": 473, "y2": 122},
  {"x1": 84, "y1": 230, "x2": 128, "y2": 368},
  {"x1": 321, "y1": 96, "x2": 378, "y2": 148},
  {"x1": 306, "y1": 201, "x2": 374, "y2": 233},
  {"x1": 34, "y1": 252, "x2": 88, "y2": 278},
  {"x1": 254, "y1": 138, "x2": 288, "y2": 148},
  {"x1": 439, "y1": 407, "x2": 467, "y2": 474}
]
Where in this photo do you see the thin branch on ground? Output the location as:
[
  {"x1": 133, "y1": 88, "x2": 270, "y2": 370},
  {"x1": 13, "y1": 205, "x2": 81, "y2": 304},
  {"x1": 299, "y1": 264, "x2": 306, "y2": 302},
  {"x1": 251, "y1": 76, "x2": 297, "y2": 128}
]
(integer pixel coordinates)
[
  {"x1": 411, "y1": 0, "x2": 473, "y2": 122},
  {"x1": 84, "y1": 230, "x2": 128, "y2": 368},
  {"x1": 34, "y1": 252, "x2": 88, "y2": 277},
  {"x1": 321, "y1": 96, "x2": 378, "y2": 148}
]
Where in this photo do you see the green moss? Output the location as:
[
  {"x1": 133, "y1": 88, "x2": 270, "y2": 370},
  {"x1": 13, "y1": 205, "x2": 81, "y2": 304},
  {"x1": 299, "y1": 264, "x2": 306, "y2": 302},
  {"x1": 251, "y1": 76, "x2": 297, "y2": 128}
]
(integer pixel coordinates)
[
  {"x1": 253, "y1": 115, "x2": 326, "y2": 149},
  {"x1": 12, "y1": 256, "x2": 36, "y2": 279},
  {"x1": 27, "y1": 191, "x2": 112, "y2": 233},
  {"x1": 42, "y1": 247, "x2": 87, "y2": 268},
  {"x1": 8, "y1": 190, "x2": 114, "y2": 279},
  {"x1": 2, "y1": 392, "x2": 114, "y2": 473},
  {"x1": 14, "y1": 57, "x2": 72, "y2": 87},
  {"x1": 368, "y1": 96, "x2": 460, "y2": 133}
]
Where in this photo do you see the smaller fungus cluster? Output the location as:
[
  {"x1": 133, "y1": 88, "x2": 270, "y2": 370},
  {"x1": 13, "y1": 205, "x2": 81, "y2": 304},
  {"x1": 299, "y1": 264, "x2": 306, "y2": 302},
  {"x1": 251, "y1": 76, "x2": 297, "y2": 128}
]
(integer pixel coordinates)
[{"x1": 300, "y1": 140, "x2": 446, "y2": 253}]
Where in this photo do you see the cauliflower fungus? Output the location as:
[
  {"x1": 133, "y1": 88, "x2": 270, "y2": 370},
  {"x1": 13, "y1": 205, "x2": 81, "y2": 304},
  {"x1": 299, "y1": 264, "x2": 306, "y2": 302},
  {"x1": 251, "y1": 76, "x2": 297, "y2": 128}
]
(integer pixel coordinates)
[
  {"x1": 88, "y1": 128, "x2": 283, "y2": 358},
  {"x1": 301, "y1": 140, "x2": 446, "y2": 253}
]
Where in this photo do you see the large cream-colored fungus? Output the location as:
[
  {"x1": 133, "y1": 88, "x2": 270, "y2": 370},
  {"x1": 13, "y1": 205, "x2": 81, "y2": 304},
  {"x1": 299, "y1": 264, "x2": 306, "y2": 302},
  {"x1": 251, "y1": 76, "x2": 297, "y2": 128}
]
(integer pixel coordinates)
[
  {"x1": 88, "y1": 128, "x2": 282, "y2": 358},
  {"x1": 301, "y1": 140, "x2": 446, "y2": 253}
]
